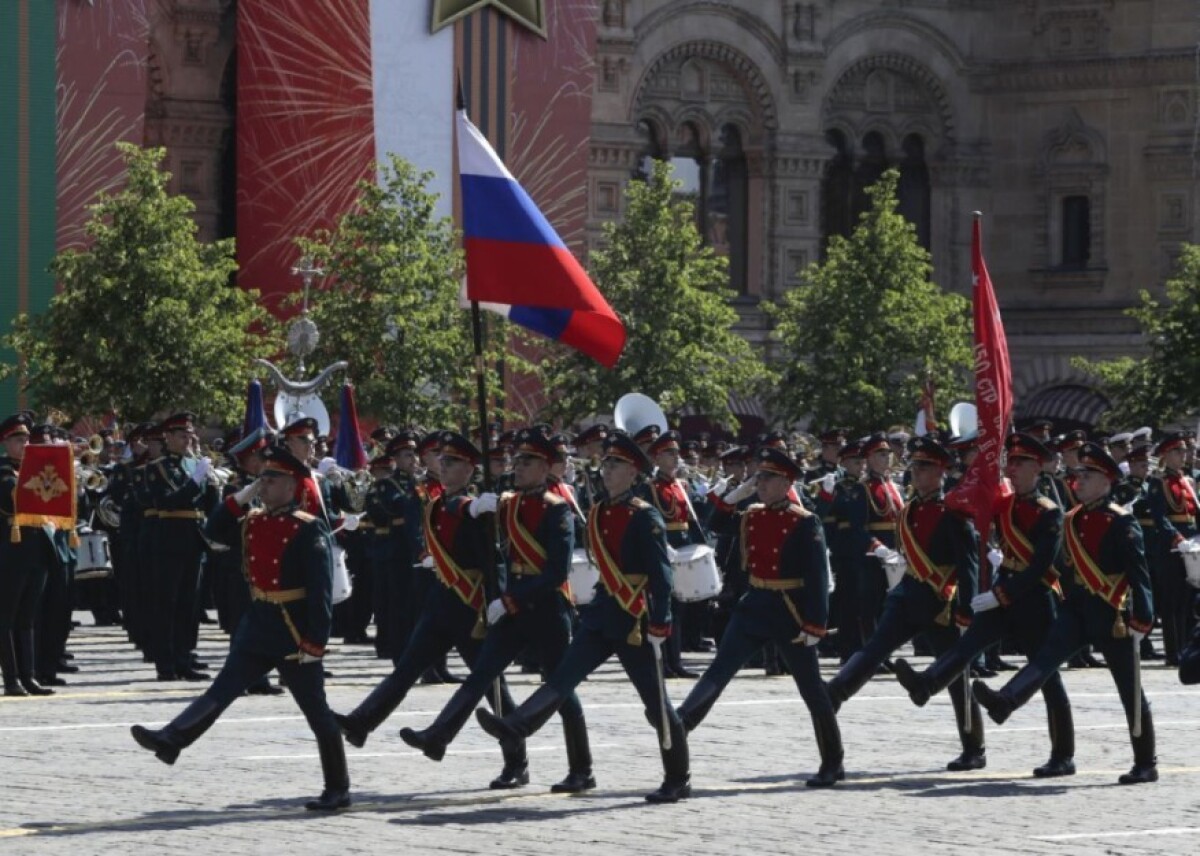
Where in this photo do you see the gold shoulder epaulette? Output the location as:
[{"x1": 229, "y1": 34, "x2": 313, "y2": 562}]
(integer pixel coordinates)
[
  {"x1": 291, "y1": 510, "x2": 318, "y2": 523},
  {"x1": 787, "y1": 502, "x2": 812, "y2": 517},
  {"x1": 1037, "y1": 496, "x2": 1059, "y2": 511},
  {"x1": 745, "y1": 502, "x2": 766, "y2": 513},
  {"x1": 630, "y1": 497, "x2": 651, "y2": 510}
]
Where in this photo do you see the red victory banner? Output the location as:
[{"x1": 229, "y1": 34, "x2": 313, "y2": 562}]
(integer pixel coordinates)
[
  {"x1": 946, "y1": 215, "x2": 1013, "y2": 542},
  {"x1": 12, "y1": 445, "x2": 77, "y2": 542}
]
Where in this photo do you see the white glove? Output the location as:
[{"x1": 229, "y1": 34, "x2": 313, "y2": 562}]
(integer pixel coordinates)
[
  {"x1": 470, "y1": 492, "x2": 498, "y2": 518},
  {"x1": 821, "y1": 473, "x2": 837, "y2": 493},
  {"x1": 486, "y1": 598, "x2": 508, "y2": 626},
  {"x1": 232, "y1": 480, "x2": 260, "y2": 505},
  {"x1": 1119, "y1": 461, "x2": 1130, "y2": 476},
  {"x1": 724, "y1": 480, "x2": 756, "y2": 504},
  {"x1": 317, "y1": 457, "x2": 337, "y2": 477},
  {"x1": 190, "y1": 457, "x2": 211, "y2": 486},
  {"x1": 563, "y1": 460, "x2": 576, "y2": 482},
  {"x1": 711, "y1": 477, "x2": 729, "y2": 496},
  {"x1": 420, "y1": 555, "x2": 434, "y2": 569},
  {"x1": 794, "y1": 632, "x2": 821, "y2": 647},
  {"x1": 871, "y1": 544, "x2": 892, "y2": 559},
  {"x1": 1131, "y1": 629, "x2": 1146, "y2": 646},
  {"x1": 666, "y1": 545, "x2": 679, "y2": 563},
  {"x1": 341, "y1": 513, "x2": 361, "y2": 532},
  {"x1": 295, "y1": 650, "x2": 323, "y2": 665},
  {"x1": 971, "y1": 591, "x2": 1000, "y2": 613},
  {"x1": 987, "y1": 548, "x2": 1004, "y2": 571},
  {"x1": 647, "y1": 633, "x2": 667, "y2": 652}
]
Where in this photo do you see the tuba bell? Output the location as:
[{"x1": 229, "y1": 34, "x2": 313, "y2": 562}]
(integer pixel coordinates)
[{"x1": 613, "y1": 393, "x2": 668, "y2": 438}]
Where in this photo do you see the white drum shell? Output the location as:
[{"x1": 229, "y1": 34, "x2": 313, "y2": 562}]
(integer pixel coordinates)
[
  {"x1": 672, "y1": 544, "x2": 721, "y2": 603},
  {"x1": 570, "y1": 548, "x2": 600, "y2": 605},
  {"x1": 1181, "y1": 543, "x2": 1200, "y2": 588},
  {"x1": 331, "y1": 544, "x2": 353, "y2": 604},
  {"x1": 883, "y1": 555, "x2": 907, "y2": 590},
  {"x1": 75, "y1": 530, "x2": 113, "y2": 580}
]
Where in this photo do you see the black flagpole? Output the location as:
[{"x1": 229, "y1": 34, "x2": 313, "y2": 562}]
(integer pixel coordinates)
[{"x1": 458, "y1": 79, "x2": 502, "y2": 709}]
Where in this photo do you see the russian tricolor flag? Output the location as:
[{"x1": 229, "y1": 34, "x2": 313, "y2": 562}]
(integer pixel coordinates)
[{"x1": 457, "y1": 110, "x2": 626, "y2": 368}]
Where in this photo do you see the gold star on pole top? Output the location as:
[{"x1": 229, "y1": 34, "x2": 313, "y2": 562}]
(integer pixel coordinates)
[{"x1": 431, "y1": 0, "x2": 547, "y2": 38}]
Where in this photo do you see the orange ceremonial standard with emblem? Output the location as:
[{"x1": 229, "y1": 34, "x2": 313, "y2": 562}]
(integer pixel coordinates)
[{"x1": 11, "y1": 444, "x2": 77, "y2": 543}]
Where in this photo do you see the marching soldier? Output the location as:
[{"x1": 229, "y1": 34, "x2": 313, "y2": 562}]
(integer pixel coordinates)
[
  {"x1": 131, "y1": 446, "x2": 350, "y2": 810},
  {"x1": 894, "y1": 433, "x2": 1075, "y2": 777},
  {"x1": 973, "y1": 442, "x2": 1158, "y2": 785},
  {"x1": 572, "y1": 424, "x2": 607, "y2": 516},
  {"x1": 0, "y1": 413, "x2": 57, "y2": 696},
  {"x1": 826, "y1": 435, "x2": 984, "y2": 772},
  {"x1": 400, "y1": 429, "x2": 590, "y2": 792},
  {"x1": 846, "y1": 433, "x2": 905, "y2": 647},
  {"x1": 361, "y1": 431, "x2": 424, "y2": 662},
  {"x1": 1117, "y1": 443, "x2": 1163, "y2": 660},
  {"x1": 822, "y1": 439, "x2": 867, "y2": 661},
  {"x1": 336, "y1": 431, "x2": 530, "y2": 789},
  {"x1": 645, "y1": 429, "x2": 707, "y2": 677},
  {"x1": 677, "y1": 446, "x2": 843, "y2": 787},
  {"x1": 147, "y1": 412, "x2": 218, "y2": 682},
  {"x1": 1147, "y1": 430, "x2": 1197, "y2": 666},
  {"x1": 474, "y1": 432, "x2": 691, "y2": 803}
]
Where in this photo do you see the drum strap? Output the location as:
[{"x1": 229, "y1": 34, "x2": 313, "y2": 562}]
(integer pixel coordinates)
[
  {"x1": 587, "y1": 505, "x2": 647, "y2": 644},
  {"x1": 504, "y1": 494, "x2": 573, "y2": 602},
  {"x1": 898, "y1": 504, "x2": 956, "y2": 601},
  {"x1": 1063, "y1": 508, "x2": 1129, "y2": 610},
  {"x1": 423, "y1": 497, "x2": 485, "y2": 617}
]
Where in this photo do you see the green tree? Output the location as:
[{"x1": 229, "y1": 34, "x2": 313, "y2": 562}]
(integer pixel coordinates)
[
  {"x1": 0, "y1": 143, "x2": 273, "y2": 424},
  {"x1": 1075, "y1": 243, "x2": 1200, "y2": 428},
  {"x1": 537, "y1": 159, "x2": 768, "y2": 427},
  {"x1": 291, "y1": 154, "x2": 507, "y2": 429},
  {"x1": 766, "y1": 169, "x2": 971, "y2": 435}
]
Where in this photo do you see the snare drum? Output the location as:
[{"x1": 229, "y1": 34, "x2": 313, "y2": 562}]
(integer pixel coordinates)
[
  {"x1": 1181, "y1": 539, "x2": 1200, "y2": 588},
  {"x1": 570, "y1": 548, "x2": 600, "y2": 605},
  {"x1": 331, "y1": 544, "x2": 353, "y2": 604},
  {"x1": 74, "y1": 529, "x2": 113, "y2": 581},
  {"x1": 882, "y1": 555, "x2": 907, "y2": 590},
  {"x1": 671, "y1": 543, "x2": 721, "y2": 602}
]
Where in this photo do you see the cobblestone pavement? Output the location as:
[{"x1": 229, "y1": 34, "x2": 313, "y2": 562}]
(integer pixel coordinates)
[{"x1": 1, "y1": 617, "x2": 1198, "y2": 855}]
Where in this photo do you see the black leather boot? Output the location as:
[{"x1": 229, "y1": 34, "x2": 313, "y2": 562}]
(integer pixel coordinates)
[
  {"x1": 825, "y1": 650, "x2": 875, "y2": 714},
  {"x1": 306, "y1": 728, "x2": 351, "y2": 810},
  {"x1": 337, "y1": 673, "x2": 409, "y2": 749},
  {"x1": 399, "y1": 684, "x2": 487, "y2": 761},
  {"x1": 490, "y1": 737, "x2": 530, "y2": 790},
  {"x1": 645, "y1": 717, "x2": 690, "y2": 803},
  {"x1": 16, "y1": 630, "x2": 53, "y2": 696},
  {"x1": 805, "y1": 706, "x2": 845, "y2": 788},
  {"x1": 0, "y1": 633, "x2": 25, "y2": 697},
  {"x1": 892, "y1": 658, "x2": 932, "y2": 707},
  {"x1": 1118, "y1": 703, "x2": 1158, "y2": 784},
  {"x1": 551, "y1": 713, "x2": 596, "y2": 793},
  {"x1": 973, "y1": 661, "x2": 1046, "y2": 726},
  {"x1": 676, "y1": 677, "x2": 722, "y2": 732},
  {"x1": 130, "y1": 696, "x2": 222, "y2": 765},
  {"x1": 946, "y1": 674, "x2": 986, "y2": 771},
  {"x1": 475, "y1": 684, "x2": 565, "y2": 744},
  {"x1": 1033, "y1": 685, "x2": 1075, "y2": 778}
]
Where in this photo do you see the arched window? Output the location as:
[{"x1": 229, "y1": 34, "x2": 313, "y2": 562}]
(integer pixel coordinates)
[
  {"x1": 709, "y1": 124, "x2": 748, "y2": 293},
  {"x1": 820, "y1": 128, "x2": 855, "y2": 249},
  {"x1": 898, "y1": 134, "x2": 931, "y2": 251}
]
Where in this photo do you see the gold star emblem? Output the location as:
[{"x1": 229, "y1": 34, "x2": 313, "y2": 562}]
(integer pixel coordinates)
[
  {"x1": 431, "y1": 0, "x2": 546, "y2": 38},
  {"x1": 23, "y1": 465, "x2": 69, "y2": 503}
]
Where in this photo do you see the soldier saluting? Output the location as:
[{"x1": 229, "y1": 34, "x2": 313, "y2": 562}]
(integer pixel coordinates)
[{"x1": 131, "y1": 445, "x2": 350, "y2": 810}]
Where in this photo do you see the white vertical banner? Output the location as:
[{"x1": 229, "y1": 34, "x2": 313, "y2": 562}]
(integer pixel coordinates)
[{"x1": 369, "y1": 1, "x2": 455, "y2": 218}]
